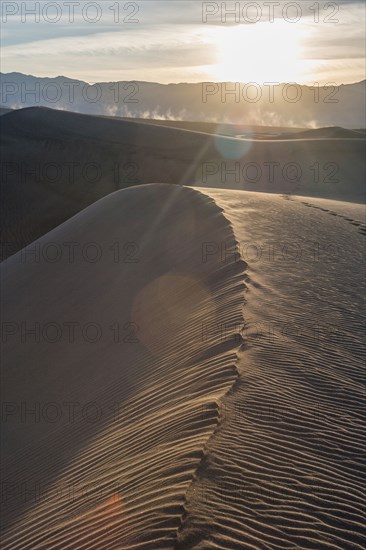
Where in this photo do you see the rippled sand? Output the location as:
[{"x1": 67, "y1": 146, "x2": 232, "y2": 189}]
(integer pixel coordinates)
[{"x1": 1, "y1": 185, "x2": 364, "y2": 548}]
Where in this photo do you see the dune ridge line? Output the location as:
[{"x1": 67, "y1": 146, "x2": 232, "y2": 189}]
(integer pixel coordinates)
[
  {"x1": 1, "y1": 184, "x2": 247, "y2": 548},
  {"x1": 172, "y1": 190, "x2": 248, "y2": 548}
]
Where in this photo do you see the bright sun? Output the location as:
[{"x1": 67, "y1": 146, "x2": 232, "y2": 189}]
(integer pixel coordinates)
[{"x1": 211, "y1": 22, "x2": 306, "y2": 83}]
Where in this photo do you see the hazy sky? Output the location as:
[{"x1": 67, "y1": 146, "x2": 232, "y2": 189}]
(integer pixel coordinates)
[{"x1": 1, "y1": 1, "x2": 365, "y2": 84}]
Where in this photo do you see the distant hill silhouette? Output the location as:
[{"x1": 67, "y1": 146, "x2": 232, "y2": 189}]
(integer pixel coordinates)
[{"x1": 1, "y1": 72, "x2": 365, "y2": 128}]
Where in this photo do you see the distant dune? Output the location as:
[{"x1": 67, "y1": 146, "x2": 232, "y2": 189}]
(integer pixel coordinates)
[
  {"x1": 1, "y1": 107, "x2": 365, "y2": 259},
  {"x1": 281, "y1": 126, "x2": 366, "y2": 140},
  {"x1": 120, "y1": 117, "x2": 307, "y2": 136},
  {"x1": 126, "y1": 118, "x2": 365, "y2": 140},
  {"x1": 1, "y1": 184, "x2": 364, "y2": 548},
  {"x1": 0, "y1": 106, "x2": 13, "y2": 116}
]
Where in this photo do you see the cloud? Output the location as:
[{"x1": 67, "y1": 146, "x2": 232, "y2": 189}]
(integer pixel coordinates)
[{"x1": 1, "y1": 0, "x2": 365, "y2": 84}]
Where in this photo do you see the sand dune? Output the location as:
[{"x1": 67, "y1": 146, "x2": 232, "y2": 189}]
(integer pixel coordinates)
[
  {"x1": 1, "y1": 184, "x2": 246, "y2": 548},
  {"x1": 0, "y1": 107, "x2": 13, "y2": 116},
  {"x1": 174, "y1": 189, "x2": 365, "y2": 549},
  {"x1": 280, "y1": 126, "x2": 365, "y2": 140},
  {"x1": 125, "y1": 119, "x2": 364, "y2": 141},
  {"x1": 1, "y1": 108, "x2": 365, "y2": 260},
  {"x1": 120, "y1": 118, "x2": 306, "y2": 137},
  {"x1": 294, "y1": 195, "x2": 365, "y2": 222},
  {"x1": 291, "y1": 196, "x2": 366, "y2": 236},
  {"x1": 2, "y1": 184, "x2": 364, "y2": 548}
]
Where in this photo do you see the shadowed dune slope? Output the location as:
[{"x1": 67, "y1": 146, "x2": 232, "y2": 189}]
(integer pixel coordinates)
[
  {"x1": 0, "y1": 184, "x2": 246, "y2": 549},
  {"x1": 127, "y1": 120, "x2": 363, "y2": 140},
  {"x1": 0, "y1": 107, "x2": 13, "y2": 116},
  {"x1": 281, "y1": 126, "x2": 364, "y2": 139},
  {"x1": 1, "y1": 108, "x2": 365, "y2": 260},
  {"x1": 176, "y1": 189, "x2": 365, "y2": 549},
  {"x1": 119, "y1": 118, "x2": 306, "y2": 136}
]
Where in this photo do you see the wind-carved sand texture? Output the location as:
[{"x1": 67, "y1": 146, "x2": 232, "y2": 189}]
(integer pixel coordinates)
[
  {"x1": 1, "y1": 185, "x2": 364, "y2": 549},
  {"x1": 174, "y1": 189, "x2": 365, "y2": 549},
  {"x1": 295, "y1": 198, "x2": 366, "y2": 236},
  {"x1": 1, "y1": 185, "x2": 246, "y2": 549}
]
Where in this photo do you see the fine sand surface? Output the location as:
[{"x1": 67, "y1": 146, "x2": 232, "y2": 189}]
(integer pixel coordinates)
[
  {"x1": 177, "y1": 189, "x2": 365, "y2": 548},
  {"x1": 291, "y1": 196, "x2": 366, "y2": 236},
  {"x1": 295, "y1": 195, "x2": 365, "y2": 222},
  {"x1": 1, "y1": 108, "x2": 365, "y2": 259},
  {"x1": 1, "y1": 184, "x2": 246, "y2": 549},
  {"x1": 1, "y1": 184, "x2": 365, "y2": 548}
]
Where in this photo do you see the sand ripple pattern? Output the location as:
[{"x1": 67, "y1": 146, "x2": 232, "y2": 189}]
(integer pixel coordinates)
[
  {"x1": 1, "y1": 185, "x2": 246, "y2": 548},
  {"x1": 175, "y1": 190, "x2": 365, "y2": 549}
]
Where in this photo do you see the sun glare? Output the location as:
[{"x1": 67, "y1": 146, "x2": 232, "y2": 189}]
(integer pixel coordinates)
[{"x1": 211, "y1": 22, "x2": 306, "y2": 83}]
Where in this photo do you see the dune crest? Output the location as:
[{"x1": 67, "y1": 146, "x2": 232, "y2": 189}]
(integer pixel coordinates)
[{"x1": 1, "y1": 184, "x2": 246, "y2": 548}]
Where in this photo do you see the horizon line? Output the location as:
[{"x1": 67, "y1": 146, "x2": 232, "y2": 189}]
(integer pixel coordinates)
[{"x1": 1, "y1": 71, "x2": 366, "y2": 88}]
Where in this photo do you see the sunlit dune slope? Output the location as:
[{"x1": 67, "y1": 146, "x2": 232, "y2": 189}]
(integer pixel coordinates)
[{"x1": 176, "y1": 189, "x2": 365, "y2": 549}]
